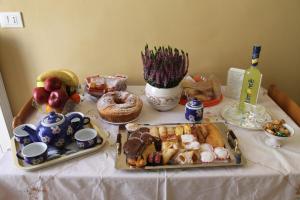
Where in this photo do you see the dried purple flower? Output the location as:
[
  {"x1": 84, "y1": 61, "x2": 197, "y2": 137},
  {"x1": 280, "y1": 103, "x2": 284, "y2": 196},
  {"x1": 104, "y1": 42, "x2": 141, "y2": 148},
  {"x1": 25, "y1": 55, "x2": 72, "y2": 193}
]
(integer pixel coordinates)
[{"x1": 141, "y1": 44, "x2": 189, "y2": 88}]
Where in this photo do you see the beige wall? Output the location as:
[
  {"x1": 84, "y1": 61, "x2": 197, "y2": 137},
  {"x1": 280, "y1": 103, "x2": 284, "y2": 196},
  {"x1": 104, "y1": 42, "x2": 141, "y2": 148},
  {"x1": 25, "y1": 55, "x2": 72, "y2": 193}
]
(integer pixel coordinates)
[{"x1": 0, "y1": 0, "x2": 299, "y2": 115}]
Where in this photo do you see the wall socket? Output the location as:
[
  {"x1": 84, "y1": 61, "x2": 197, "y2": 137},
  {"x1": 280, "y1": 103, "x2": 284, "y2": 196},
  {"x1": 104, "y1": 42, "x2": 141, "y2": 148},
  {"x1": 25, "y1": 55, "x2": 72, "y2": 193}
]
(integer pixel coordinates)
[{"x1": 0, "y1": 12, "x2": 24, "y2": 28}]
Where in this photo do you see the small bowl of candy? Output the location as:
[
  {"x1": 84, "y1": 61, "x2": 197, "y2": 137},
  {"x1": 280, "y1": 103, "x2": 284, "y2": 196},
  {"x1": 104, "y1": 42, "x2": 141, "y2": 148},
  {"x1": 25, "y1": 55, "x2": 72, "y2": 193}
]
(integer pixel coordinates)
[{"x1": 263, "y1": 119, "x2": 294, "y2": 148}]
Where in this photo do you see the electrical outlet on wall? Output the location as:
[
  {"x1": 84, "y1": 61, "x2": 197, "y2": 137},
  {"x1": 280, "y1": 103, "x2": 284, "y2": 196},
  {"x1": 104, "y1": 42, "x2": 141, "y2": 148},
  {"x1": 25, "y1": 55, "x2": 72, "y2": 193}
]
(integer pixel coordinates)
[{"x1": 0, "y1": 12, "x2": 24, "y2": 28}]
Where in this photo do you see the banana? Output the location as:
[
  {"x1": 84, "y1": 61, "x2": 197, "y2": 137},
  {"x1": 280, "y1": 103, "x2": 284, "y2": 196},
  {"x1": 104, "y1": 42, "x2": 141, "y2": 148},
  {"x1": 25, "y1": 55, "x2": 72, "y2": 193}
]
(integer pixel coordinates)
[
  {"x1": 60, "y1": 69, "x2": 80, "y2": 86},
  {"x1": 60, "y1": 69, "x2": 80, "y2": 95},
  {"x1": 36, "y1": 69, "x2": 79, "y2": 87}
]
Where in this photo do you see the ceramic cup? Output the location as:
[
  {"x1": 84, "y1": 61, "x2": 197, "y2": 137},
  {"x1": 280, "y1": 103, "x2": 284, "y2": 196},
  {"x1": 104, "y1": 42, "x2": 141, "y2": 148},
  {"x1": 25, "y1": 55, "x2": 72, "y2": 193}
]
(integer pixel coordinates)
[
  {"x1": 65, "y1": 112, "x2": 90, "y2": 133},
  {"x1": 18, "y1": 142, "x2": 48, "y2": 165},
  {"x1": 74, "y1": 128, "x2": 99, "y2": 149},
  {"x1": 13, "y1": 124, "x2": 36, "y2": 146}
]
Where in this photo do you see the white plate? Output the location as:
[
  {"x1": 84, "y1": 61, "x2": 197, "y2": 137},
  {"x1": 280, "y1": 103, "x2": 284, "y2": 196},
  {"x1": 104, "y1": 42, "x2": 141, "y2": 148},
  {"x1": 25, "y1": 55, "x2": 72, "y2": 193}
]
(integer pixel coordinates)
[
  {"x1": 100, "y1": 116, "x2": 139, "y2": 125},
  {"x1": 221, "y1": 103, "x2": 272, "y2": 130}
]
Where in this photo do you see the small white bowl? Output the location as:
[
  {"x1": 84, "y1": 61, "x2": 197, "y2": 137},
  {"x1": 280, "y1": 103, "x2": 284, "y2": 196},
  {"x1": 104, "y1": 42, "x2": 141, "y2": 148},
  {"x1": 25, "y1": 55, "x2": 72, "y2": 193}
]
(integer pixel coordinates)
[{"x1": 264, "y1": 123, "x2": 294, "y2": 148}]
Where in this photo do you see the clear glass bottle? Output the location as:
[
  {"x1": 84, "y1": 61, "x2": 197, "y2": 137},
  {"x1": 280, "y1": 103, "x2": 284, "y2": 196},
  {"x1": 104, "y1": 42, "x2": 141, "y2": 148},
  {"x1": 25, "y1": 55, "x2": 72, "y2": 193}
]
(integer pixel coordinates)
[{"x1": 239, "y1": 45, "x2": 262, "y2": 112}]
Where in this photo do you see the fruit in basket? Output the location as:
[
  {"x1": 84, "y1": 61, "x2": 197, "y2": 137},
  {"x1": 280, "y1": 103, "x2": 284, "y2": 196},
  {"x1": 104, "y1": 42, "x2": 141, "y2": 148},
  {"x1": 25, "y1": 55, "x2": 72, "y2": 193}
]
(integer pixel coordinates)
[
  {"x1": 70, "y1": 93, "x2": 81, "y2": 104},
  {"x1": 36, "y1": 69, "x2": 79, "y2": 87},
  {"x1": 32, "y1": 69, "x2": 81, "y2": 112},
  {"x1": 48, "y1": 89, "x2": 69, "y2": 108},
  {"x1": 60, "y1": 69, "x2": 80, "y2": 87},
  {"x1": 33, "y1": 87, "x2": 50, "y2": 104},
  {"x1": 44, "y1": 77, "x2": 62, "y2": 92}
]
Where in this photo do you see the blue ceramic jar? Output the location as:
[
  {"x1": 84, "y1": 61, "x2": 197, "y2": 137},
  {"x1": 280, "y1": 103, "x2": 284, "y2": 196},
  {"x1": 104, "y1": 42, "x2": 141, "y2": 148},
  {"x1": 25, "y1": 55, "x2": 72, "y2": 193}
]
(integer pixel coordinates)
[{"x1": 185, "y1": 99, "x2": 203, "y2": 122}]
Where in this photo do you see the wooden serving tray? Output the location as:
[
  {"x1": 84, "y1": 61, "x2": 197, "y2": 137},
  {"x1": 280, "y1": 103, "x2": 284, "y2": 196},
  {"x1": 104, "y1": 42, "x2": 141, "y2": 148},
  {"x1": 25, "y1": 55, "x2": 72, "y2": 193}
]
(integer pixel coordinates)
[
  {"x1": 12, "y1": 97, "x2": 35, "y2": 129},
  {"x1": 11, "y1": 122, "x2": 108, "y2": 171},
  {"x1": 12, "y1": 97, "x2": 77, "y2": 129},
  {"x1": 115, "y1": 122, "x2": 245, "y2": 170}
]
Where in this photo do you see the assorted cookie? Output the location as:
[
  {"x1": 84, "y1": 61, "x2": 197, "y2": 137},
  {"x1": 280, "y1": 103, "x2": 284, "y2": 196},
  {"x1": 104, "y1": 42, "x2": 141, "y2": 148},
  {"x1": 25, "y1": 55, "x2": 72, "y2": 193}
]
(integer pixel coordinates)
[
  {"x1": 200, "y1": 151, "x2": 216, "y2": 163},
  {"x1": 147, "y1": 152, "x2": 162, "y2": 166},
  {"x1": 123, "y1": 123, "x2": 231, "y2": 168},
  {"x1": 214, "y1": 147, "x2": 229, "y2": 160}
]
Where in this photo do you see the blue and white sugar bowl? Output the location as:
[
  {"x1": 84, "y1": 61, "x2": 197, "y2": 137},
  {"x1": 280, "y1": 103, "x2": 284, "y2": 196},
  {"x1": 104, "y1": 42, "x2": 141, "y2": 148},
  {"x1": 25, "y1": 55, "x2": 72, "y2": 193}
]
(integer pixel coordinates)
[{"x1": 185, "y1": 99, "x2": 204, "y2": 122}]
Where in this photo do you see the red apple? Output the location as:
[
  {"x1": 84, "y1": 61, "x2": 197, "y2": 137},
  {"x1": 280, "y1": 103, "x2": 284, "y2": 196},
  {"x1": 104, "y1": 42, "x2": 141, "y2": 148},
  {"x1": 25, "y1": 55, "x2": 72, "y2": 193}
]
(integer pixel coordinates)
[
  {"x1": 44, "y1": 77, "x2": 62, "y2": 92},
  {"x1": 48, "y1": 89, "x2": 68, "y2": 108},
  {"x1": 33, "y1": 87, "x2": 50, "y2": 104}
]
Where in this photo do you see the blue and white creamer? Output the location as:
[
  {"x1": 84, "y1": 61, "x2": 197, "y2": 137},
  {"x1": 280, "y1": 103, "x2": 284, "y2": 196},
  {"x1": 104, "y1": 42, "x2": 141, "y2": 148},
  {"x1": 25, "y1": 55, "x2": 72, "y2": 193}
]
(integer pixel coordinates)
[{"x1": 185, "y1": 99, "x2": 203, "y2": 122}]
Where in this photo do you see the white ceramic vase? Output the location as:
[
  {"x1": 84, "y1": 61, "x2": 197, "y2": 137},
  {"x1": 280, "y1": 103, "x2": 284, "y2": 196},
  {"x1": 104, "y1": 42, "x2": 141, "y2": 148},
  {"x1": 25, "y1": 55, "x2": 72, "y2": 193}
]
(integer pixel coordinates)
[{"x1": 145, "y1": 83, "x2": 182, "y2": 111}]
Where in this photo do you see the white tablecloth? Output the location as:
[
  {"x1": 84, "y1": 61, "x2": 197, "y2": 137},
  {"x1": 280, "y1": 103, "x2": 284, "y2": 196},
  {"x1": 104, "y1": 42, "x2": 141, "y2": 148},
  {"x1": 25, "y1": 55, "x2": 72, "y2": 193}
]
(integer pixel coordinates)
[{"x1": 0, "y1": 86, "x2": 300, "y2": 200}]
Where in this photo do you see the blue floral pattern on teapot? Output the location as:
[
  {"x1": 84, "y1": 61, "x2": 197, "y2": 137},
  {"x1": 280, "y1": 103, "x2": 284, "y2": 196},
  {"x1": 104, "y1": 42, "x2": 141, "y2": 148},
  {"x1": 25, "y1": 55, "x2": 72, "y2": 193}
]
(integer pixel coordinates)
[
  {"x1": 23, "y1": 111, "x2": 91, "y2": 148},
  {"x1": 36, "y1": 111, "x2": 76, "y2": 148}
]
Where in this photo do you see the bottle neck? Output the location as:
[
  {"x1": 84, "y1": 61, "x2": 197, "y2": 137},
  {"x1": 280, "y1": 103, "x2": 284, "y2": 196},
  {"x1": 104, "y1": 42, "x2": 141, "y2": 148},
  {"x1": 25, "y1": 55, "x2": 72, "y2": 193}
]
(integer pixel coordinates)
[
  {"x1": 251, "y1": 45, "x2": 261, "y2": 67},
  {"x1": 251, "y1": 58, "x2": 259, "y2": 67}
]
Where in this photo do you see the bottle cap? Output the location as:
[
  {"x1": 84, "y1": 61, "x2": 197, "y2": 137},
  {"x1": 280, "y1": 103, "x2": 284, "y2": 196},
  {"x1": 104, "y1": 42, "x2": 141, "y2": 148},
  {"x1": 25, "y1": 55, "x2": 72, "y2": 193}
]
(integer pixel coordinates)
[{"x1": 252, "y1": 45, "x2": 261, "y2": 59}]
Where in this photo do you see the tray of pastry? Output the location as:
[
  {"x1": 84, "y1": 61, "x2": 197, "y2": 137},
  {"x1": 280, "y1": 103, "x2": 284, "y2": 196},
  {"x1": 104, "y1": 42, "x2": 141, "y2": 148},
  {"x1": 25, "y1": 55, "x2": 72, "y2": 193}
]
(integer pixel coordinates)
[{"x1": 115, "y1": 122, "x2": 245, "y2": 170}]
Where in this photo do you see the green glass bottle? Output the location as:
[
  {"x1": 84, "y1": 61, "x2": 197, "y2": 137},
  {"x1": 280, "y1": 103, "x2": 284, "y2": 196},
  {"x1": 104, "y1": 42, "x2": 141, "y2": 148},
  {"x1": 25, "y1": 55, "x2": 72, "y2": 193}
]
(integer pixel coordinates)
[{"x1": 239, "y1": 45, "x2": 262, "y2": 112}]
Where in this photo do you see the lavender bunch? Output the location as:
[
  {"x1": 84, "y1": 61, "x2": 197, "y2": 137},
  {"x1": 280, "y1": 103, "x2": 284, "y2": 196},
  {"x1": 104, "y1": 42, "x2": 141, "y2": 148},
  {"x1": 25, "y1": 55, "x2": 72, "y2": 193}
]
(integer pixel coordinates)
[{"x1": 141, "y1": 44, "x2": 189, "y2": 88}]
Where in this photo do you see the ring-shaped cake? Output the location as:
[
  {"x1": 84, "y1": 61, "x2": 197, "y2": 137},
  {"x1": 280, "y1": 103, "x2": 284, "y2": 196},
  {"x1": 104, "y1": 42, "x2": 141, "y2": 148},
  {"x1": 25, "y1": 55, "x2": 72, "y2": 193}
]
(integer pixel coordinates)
[{"x1": 97, "y1": 91, "x2": 143, "y2": 123}]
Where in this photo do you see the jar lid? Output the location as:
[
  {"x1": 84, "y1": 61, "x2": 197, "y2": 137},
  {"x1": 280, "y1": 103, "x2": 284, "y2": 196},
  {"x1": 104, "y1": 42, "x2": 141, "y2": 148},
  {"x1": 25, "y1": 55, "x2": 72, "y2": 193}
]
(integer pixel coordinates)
[
  {"x1": 42, "y1": 111, "x2": 64, "y2": 126},
  {"x1": 186, "y1": 99, "x2": 202, "y2": 109}
]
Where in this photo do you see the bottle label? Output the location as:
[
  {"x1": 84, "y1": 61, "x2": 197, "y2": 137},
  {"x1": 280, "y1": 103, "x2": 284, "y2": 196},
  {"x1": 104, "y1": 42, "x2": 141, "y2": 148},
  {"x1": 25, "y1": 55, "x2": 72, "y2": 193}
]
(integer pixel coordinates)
[{"x1": 245, "y1": 79, "x2": 254, "y2": 103}]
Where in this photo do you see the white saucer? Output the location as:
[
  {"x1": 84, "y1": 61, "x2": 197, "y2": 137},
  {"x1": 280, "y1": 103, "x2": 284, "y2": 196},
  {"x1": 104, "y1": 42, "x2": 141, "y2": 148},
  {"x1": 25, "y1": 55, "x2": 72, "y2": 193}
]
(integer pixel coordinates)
[{"x1": 100, "y1": 117, "x2": 139, "y2": 125}]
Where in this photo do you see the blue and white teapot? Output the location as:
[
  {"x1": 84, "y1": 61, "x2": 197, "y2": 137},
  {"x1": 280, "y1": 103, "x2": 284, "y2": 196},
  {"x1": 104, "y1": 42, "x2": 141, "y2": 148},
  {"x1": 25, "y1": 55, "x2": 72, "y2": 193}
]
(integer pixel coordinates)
[{"x1": 23, "y1": 111, "x2": 89, "y2": 148}]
